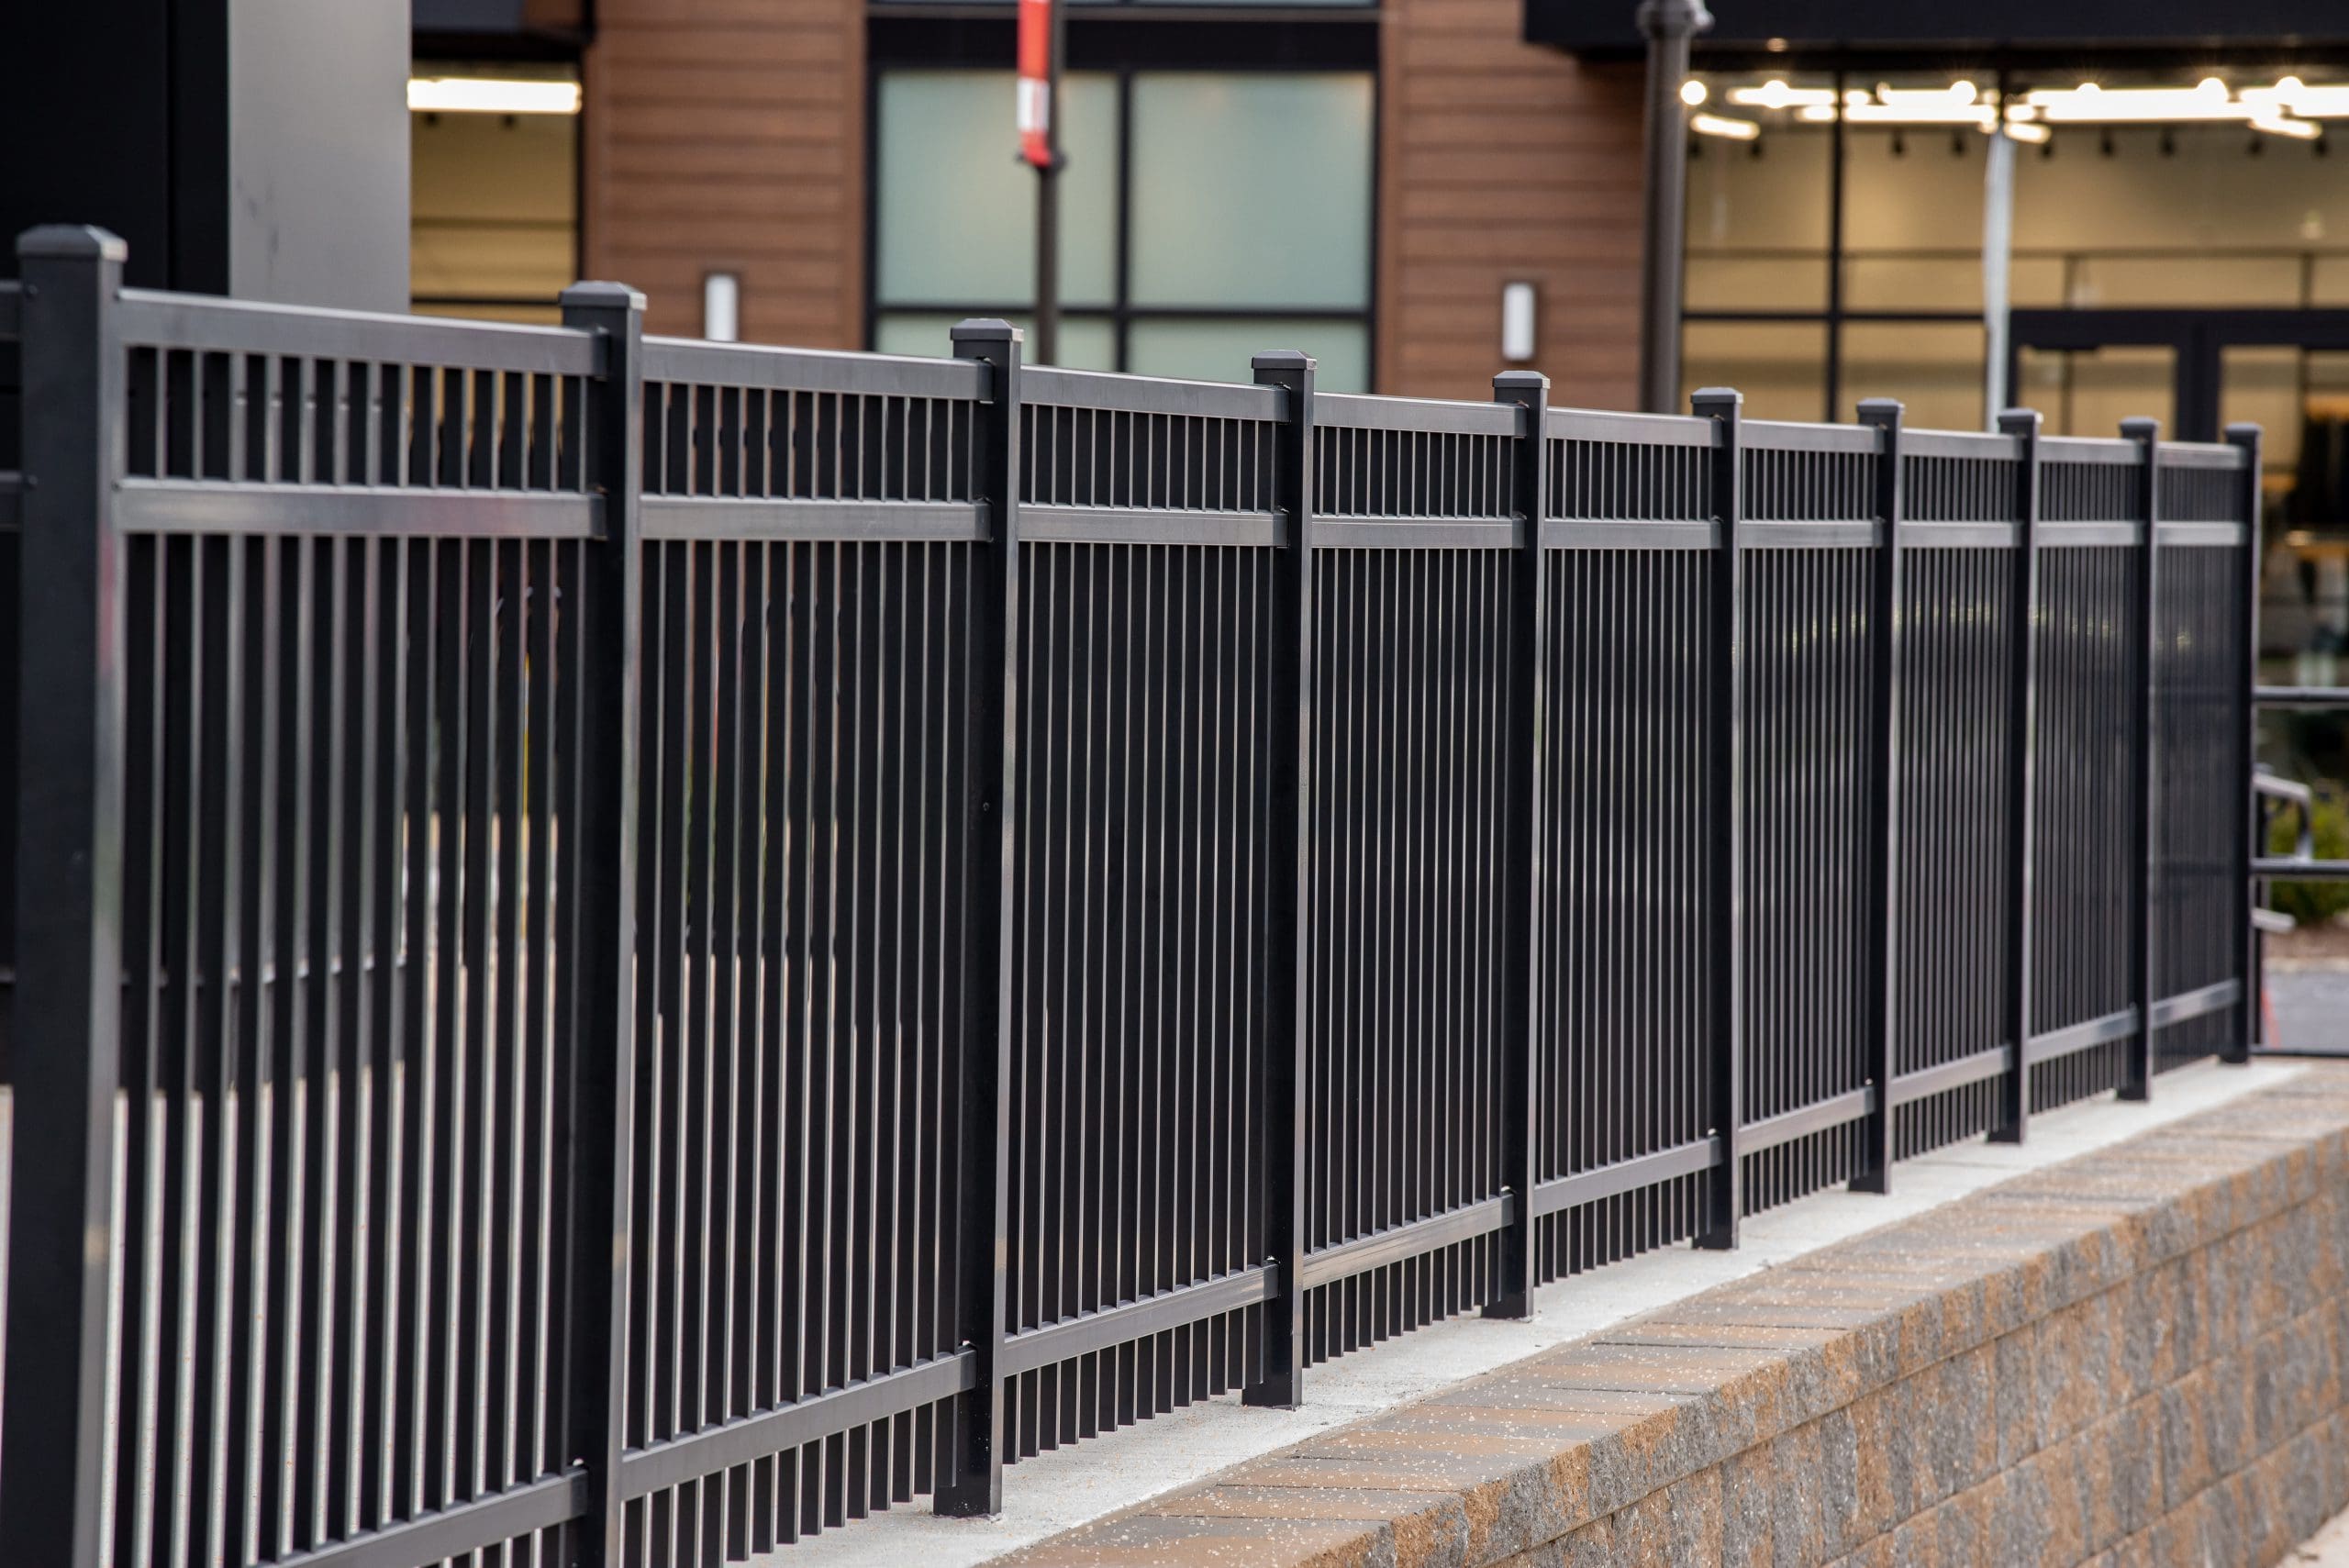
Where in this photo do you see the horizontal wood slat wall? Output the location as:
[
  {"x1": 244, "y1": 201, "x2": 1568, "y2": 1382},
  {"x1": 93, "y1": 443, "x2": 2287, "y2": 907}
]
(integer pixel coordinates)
[
  {"x1": 1377, "y1": 0, "x2": 1642, "y2": 406},
  {"x1": 583, "y1": 0, "x2": 864, "y2": 348}
]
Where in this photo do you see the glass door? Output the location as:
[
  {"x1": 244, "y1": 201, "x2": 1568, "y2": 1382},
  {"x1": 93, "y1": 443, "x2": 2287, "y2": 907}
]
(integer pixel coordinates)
[{"x1": 2015, "y1": 342, "x2": 2176, "y2": 439}]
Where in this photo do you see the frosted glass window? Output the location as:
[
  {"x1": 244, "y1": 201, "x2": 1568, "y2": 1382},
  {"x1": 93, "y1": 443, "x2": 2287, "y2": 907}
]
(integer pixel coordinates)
[
  {"x1": 875, "y1": 71, "x2": 1119, "y2": 307},
  {"x1": 1128, "y1": 318, "x2": 1369, "y2": 395},
  {"x1": 874, "y1": 312, "x2": 1119, "y2": 372},
  {"x1": 1128, "y1": 74, "x2": 1373, "y2": 309}
]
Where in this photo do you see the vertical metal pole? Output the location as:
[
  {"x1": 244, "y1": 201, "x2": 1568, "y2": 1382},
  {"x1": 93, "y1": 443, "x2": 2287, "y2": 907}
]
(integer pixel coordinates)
[
  {"x1": 938, "y1": 318, "x2": 1023, "y2": 1515},
  {"x1": 557, "y1": 280, "x2": 646, "y2": 1567},
  {"x1": 1, "y1": 223, "x2": 128, "y2": 1568},
  {"x1": 1244, "y1": 349, "x2": 1315, "y2": 1407},
  {"x1": 1033, "y1": 0, "x2": 1065, "y2": 367},
  {"x1": 1636, "y1": 0, "x2": 1712, "y2": 415},
  {"x1": 2225, "y1": 423, "x2": 2263, "y2": 1065},
  {"x1": 1487, "y1": 370, "x2": 1549, "y2": 1317},
  {"x1": 1853, "y1": 397, "x2": 1902, "y2": 1194},
  {"x1": 1694, "y1": 385, "x2": 1742, "y2": 1249},
  {"x1": 2121, "y1": 416, "x2": 2160, "y2": 1102},
  {"x1": 1993, "y1": 407, "x2": 2041, "y2": 1144},
  {"x1": 1983, "y1": 126, "x2": 2018, "y2": 430}
]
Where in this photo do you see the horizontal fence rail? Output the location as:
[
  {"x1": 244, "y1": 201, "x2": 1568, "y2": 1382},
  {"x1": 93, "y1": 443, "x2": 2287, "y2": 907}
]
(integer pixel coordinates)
[{"x1": 0, "y1": 228, "x2": 2264, "y2": 1566}]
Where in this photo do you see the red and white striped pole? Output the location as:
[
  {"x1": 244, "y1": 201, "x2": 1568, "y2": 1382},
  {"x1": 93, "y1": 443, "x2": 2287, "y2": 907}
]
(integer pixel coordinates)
[{"x1": 1017, "y1": 0, "x2": 1063, "y2": 365}]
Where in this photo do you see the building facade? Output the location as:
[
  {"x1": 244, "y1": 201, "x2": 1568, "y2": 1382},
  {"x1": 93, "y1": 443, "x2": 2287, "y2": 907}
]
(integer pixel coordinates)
[{"x1": 412, "y1": 1, "x2": 2349, "y2": 675}]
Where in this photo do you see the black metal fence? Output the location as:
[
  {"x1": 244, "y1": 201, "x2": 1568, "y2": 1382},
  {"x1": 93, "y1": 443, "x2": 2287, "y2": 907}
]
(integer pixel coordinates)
[{"x1": 0, "y1": 227, "x2": 2261, "y2": 1567}]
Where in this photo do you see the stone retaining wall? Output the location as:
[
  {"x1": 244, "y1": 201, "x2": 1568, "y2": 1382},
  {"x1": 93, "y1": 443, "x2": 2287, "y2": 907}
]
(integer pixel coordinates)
[{"x1": 991, "y1": 1064, "x2": 2349, "y2": 1568}]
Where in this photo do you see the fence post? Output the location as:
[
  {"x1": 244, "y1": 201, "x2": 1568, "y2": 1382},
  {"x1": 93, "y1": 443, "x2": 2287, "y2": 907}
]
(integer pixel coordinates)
[
  {"x1": 937, "y1": 318, "x2": 1023, "y2": 1515},
  {"x1": 1245, "y1": 349, "x2": 1316, "y2": 1407},
  {"x1": 1854, "y1": 397, "x2": 1903, "y2": 1195},
  {"x1": 1993, "y1": 407, "x2": 2042, "y2": 1144},
  {"x1": 1694, "y1": 386, "x2": 1743, "y2": 1251},
  {"x1": 1488, "y1": 370, "x2": 1549, "y2": 1317},
  {"x1": 2224, "y1": 423, "x2": 2263, "y2": 1066},
  {"x1": 2121, "y1": 416, "x2": 2160, "y2": 1102},
  {"x1": 557, "y1": 280, "x2": 646, "y2": 1565},
  {"x1": 0, "y1": 224, "x2": 128, "y2": 1568}
]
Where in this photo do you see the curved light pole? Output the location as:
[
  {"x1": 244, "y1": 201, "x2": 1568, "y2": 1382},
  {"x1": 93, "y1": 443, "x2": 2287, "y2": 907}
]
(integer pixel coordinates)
[{"x1": 1637, "y1": 0, "x2": 1712, "y2": 414}]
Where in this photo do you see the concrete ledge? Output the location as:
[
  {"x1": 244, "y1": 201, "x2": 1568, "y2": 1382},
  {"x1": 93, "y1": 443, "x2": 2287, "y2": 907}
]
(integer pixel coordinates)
[{"x1": 986, "y1": 1064, "x2": 2349, "y2": 1568}]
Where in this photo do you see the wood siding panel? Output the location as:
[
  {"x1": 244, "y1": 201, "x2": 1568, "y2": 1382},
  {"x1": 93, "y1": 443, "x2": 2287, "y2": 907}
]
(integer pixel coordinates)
[
  {"x1": 584, "y1": 0, "x2": 863, "y2": 346},
  {"x1": 1379, "y1": 2, "x2": 1642, "y2": 406}
]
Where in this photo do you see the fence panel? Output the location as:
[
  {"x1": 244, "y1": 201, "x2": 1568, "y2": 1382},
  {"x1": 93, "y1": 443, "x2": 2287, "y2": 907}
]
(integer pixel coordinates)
[
  {"x1": 1737, "y1": 424, "x2": 1882, "y2": 1214},
  {"x1": 1892, "y1": 428, "x2": 2023, "y2": 1156},
  {"x1": 0, "y1": 242, "x2": 2270, "y2": 1566},
  {"x1": 104, "y1": 285, "x2": 602, "y2": 1567},
  {"x1": 2031, "y1": 439, "x2": 2147, "y2": 1112},
  {"x1": 1535, "y1": 409, "x2": 1718, "y2": 1278},
  {"x1": 999, "y1": 367, "x2": 1281, "y2": 1455},
  {"x1": 2153, "y1": 446, "x2": 2254, "y2": 1069},
  {"x1": 617, "y1": 338, "x2": 987, "y2": 1550},
  {"x1": 1299, "y1": 394, "x2": 1520, "y2": 1362}
]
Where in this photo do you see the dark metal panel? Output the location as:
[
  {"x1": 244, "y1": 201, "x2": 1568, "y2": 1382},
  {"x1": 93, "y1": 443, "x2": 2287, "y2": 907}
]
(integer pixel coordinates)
[{"x1": 1891, "y1": 1044, "x2": 2014, "y2": 1106}]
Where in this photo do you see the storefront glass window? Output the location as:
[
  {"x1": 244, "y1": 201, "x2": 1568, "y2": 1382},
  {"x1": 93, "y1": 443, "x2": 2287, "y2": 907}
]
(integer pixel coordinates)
[{"x1": 872, "y1": 68, "x2": 1375, "y2": 389}]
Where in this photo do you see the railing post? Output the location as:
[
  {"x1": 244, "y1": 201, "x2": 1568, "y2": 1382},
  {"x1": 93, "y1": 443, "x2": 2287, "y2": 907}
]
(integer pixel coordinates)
[
  {"x1": 1854, "y1": 397, "x2": 1903, "y2": 1194},
  {"x1": 2121, "y1": 416, "x2": 2160, "y2": 1102},
  {"x1": 557, "y1": 280, "x2": 646, "y2": 1566},
  {"x1": 2225, "y1": 422, "x2": 2263, "y2": 1066},
  {"x1": 938, "y1": 318, "x2": 1023, "y2": 1515},
  {"x1": 1488, "y1": 370, "x2": 1549, "y2": 1317},
  {"x1": 0, "y1": 223, "x2": 128, "y2": 1568},
  {"x1": 1694, "y1": 386, "x2": 1742, "y2": 1250},
  {"x1": 1245, "y1": 349, "x2": 1316, "y2": 1407},
  {"x1": 1993, "y1": 407, "x2": 2042, "y2": 1144}
]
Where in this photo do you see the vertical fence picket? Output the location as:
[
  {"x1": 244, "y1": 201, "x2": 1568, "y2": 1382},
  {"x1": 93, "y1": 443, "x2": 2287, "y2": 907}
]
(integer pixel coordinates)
[
  {"x1": 0, "y1": 224, "x2": 128, "y2": 1568},
  {"x1": 1854, "y1": 398, "x2": 1901, "y2": 1194},
  {"x1": 1995, "y1": 409, "x2": 2043, "y2": 1144},
  {"x1": 1488, "y1": 371, "x2": 1547, "y2": 1315},
  {"x1": 558, "y1": 281, "x2": 647, "y2": 1567},
  {"x1": 1695, "y1": 387, "x2": 1743, "y2": 1248},
  {"x1": 2225, "y1": 424, "x2": 2262, "y2": 1066},
  {"x1": 938, "y1": 319, "x2": 1022, "y2": 1518},
  {"x1": 1245, "y1": 350, "x2": 1315, "y2": 1408},
  {"x1": 2123, "y1": 416, "x2": 2161, "y2": 1101}
]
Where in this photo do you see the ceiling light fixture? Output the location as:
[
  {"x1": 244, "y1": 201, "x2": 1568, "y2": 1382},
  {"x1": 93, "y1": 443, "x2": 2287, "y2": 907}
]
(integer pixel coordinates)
[
  {"x1": 1690, "y1": 113, "x2": 1762, "y2": 140},
  {"x1": 407, "y1": 76, "x2": 581, "y2": 115}
]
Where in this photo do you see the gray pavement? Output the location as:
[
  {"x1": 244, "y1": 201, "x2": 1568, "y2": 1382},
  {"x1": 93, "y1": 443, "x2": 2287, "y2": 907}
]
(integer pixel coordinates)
[{"x1": 2268, "y1": 965, "x2": 2349, "y2": 1052}]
